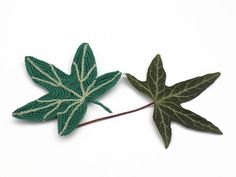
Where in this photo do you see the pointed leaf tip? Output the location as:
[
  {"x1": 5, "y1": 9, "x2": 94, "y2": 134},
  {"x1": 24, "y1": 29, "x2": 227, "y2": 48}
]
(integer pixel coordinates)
[
  {"x1": 127, "y1": 54, "x2": 222, "y2": 148},
  {"x1": 25, "y1": 56, "x2": 39, "y2": 63},
  {"x1": 25, "y1": 56, "x2": 35, "y2": 66},
  {"x1": 81, "y1": 42, "x2": 89, "y2": 45},
  {"x1": 165, "y1": 142, "x2": 170, "y2": 149},
  {"x1": 155, "y1": 54, "x2": 161, "y2": 58},
  {"x1": 209, "y1": 72, "x2": 221, "y2": 78},
  {"x1": 153, "y1": 104, "x2": 172, "y2": 149},
  {"x1": 152, "y1": 54, "x2": 162, "y2": 63},
  {"x1": 25, "y1": 56, "x2": 30, "y2": 62},
  {"x1": 215, "y1": 72, "x2": 221, "y2": 77},
  {"x1": 210, "y1": 72, "x2": 221, "y2": 81},
  {"x1": 214, "y1": 126, "x2": 223, "y2": 135}
]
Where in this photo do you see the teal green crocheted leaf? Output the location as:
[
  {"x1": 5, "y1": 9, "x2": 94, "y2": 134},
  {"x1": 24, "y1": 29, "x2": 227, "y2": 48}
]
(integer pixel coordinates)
[
  {"x1": 126, "y1": 54, "x2": 222, "y2": 148},
  {"x1": 13, "y1": 43, "x2": 122, "y2": 136}
]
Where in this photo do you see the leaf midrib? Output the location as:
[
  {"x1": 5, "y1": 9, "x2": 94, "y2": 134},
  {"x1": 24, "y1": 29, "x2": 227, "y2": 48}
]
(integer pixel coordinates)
[
  {"x1": 158, "y1": 74, "x2": 217, "y2": 101},
  {"x1": 158, "y1": 101, "x2": 216, "y2": 131}
]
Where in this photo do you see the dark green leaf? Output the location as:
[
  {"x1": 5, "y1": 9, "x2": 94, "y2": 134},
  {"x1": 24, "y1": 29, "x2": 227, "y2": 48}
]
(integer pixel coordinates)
[
  {"x1": 126, "y1": 74, "x2": 151, "y2": 97},
  {"x1": 126, "y1": 54, "x2": 222, "y2": 148},
  {"x1": 159, "y1": 101, "x2": 222, "y2": 134},
  {"x1": 161, "y1": 72, "x2": 220, "y2": 103},
  {"x1": 153, "y1": 104, "x2": 172, "y2": 148},
  {"x1": 147, "y1": 54, "x2": 166, "y2": 99}
]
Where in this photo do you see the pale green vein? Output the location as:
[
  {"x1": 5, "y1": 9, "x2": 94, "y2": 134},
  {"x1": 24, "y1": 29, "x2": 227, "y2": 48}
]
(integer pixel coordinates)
[
  {"x1": 50, "y1": 64, "x2": 62, "y2": 84},
  {"x1": 88, "y1": 72, "x2": 121, "y2": 95},
  {"x1": 147, "y1": 84, "x2": 155, "y2": 99},
  {"x1": 28, "y1": 57, "x2": 82, "y2": 98},
  {"x1": 85, "y1": 80, "x2": 96, "y2": 93},
  {"x1": 57, "y1": 101, "x2": 80, "y2": 115},
  {"x1": 37, "y1": 99, "x2": 78, "y2": 103},
  {"x1": 82, "y1": 64, "x2": 96, "y2": 81},
  {"x1": 129, "y1": 77, "x2": 153, "y2": 97},
  {"x1": 13, "y1": 102, "x2": 59, "y2": 116},
  {"x1": 80, "y1": 43, "x2": 88, "y2": 79},
  {"x1": 59, "y1": 101, "x2": 84, "y2": 135},
  {"x1": 26, "y1": 57, "x2": 58, "y2": 84},
  {"x1": 162, "y1": 74, "x2": 218, "y2": 100},
  {"x1": 73, "y1": 62, "x2": 85, "y2": 94},
  {"x1": 159, "y1": 103, "x2": 187, "y2": 125},
  {"x1": 60, "y1": 84, "x2": 82, "y2": 98},
  {"x1": 156, "y1": 106, "x2": 170, "y2": 142},
  {"x1": 32, "y1": 77, "x2": 59, "y2": 87},
  {"x1": 160, "y1": 102, "x2": 213, "y2": 130},
  {"x1": 43, "y1": 102, "x2": 61, "y2": 121}
]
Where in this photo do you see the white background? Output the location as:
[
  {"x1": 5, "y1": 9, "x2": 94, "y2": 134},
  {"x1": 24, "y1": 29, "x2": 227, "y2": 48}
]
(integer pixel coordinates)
[{"x1": 1, "y1": 0, "x2": 236, "y2": 176}]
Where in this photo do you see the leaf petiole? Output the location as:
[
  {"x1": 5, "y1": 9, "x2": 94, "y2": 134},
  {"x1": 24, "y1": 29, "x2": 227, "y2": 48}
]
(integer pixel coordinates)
[{"x1": 77, "y1": 102, "x2": 154, "y2": 128}]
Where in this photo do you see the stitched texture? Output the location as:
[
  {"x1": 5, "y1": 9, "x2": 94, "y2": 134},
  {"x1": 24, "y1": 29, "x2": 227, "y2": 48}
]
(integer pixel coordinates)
[{"x1": 13, "y1": 43, "x2": 121, "y2": 136}]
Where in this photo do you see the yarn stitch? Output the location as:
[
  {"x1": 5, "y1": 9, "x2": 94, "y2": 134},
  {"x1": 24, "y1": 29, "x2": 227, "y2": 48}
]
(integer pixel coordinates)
[{"x1": 13, "y1": 43, "x2": 121, "y2": 136}]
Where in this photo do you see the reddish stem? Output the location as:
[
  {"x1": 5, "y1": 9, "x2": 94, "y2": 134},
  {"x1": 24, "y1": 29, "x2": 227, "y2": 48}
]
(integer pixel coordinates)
[{"x1": 77, "y1": 102, "x2": 154, "y2": 128}]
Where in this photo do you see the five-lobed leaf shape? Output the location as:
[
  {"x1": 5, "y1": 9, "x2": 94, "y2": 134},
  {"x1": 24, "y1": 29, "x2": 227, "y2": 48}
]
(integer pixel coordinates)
[
  {"x1": 126, "y1": 54, "x2": 222, "y2": 148},
  {"x1": 13, "y1": 43, "x2": 121, "y2": 136}
]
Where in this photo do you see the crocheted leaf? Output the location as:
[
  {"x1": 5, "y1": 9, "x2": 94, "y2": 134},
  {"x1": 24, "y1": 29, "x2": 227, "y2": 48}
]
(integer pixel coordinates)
[
  {"x1": 126, "y1": 54, "x2": 222, "y2": 148},
  {"x1": 13, "y1": 43, "x2": 121, "y2": 136}
]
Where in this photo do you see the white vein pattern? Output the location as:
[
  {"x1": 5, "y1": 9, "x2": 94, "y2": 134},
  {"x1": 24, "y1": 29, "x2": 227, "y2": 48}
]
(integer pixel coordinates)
[
  {"x1": 161, "y1": 73, "x2": 219, "y2": 102},
  {"x1": 158, "y1": 101, "x2": 218, "y2": 132},
  {"x1": 154, "y1": 105, "x2": 171, "y2": 146},
  {"x1": 14, "y1": 53, "x2": 121, "y2": 135}
]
